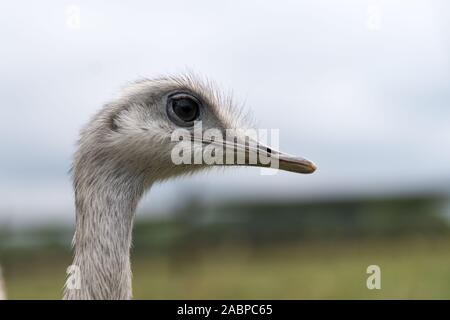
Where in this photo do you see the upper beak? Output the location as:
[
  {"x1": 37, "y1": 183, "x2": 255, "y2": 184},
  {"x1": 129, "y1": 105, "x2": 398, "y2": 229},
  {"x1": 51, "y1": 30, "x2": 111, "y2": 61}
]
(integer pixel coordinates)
[{"x1": 208, "y1": 135, "x2": 317, "y2": 174}]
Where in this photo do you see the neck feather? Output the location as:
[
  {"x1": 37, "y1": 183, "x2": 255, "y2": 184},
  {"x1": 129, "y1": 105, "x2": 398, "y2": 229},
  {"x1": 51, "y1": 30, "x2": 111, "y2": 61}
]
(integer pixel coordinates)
[{"x1": 64, "y1": 166, "x2": 146, "y2": 300}]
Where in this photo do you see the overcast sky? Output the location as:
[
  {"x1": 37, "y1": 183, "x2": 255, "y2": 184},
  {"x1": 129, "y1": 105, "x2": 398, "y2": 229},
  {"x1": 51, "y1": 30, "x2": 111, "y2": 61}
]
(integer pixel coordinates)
[{"x1": 1, "y1": 0, "x2": 449, "y2": 225}]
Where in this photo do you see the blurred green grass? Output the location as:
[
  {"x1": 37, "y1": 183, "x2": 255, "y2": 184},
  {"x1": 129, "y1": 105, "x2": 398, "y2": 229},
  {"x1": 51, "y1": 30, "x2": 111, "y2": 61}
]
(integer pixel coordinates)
[{"x1": 4, "y1": 236, "x2": 450, "y2": 299}]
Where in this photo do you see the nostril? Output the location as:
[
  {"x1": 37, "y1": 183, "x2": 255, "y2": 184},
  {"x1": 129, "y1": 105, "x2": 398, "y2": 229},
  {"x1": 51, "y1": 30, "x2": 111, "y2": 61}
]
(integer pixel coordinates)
[{"x1": 257, "y1": 144, "x2": 272, "y2": 156}]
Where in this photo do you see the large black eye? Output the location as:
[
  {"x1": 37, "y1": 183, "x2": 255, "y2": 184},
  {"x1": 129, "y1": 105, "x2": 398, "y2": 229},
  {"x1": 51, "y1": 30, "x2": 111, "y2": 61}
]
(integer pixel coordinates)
[{"x1": 167, "y1": 93, "x2": 201, "y2": 126}]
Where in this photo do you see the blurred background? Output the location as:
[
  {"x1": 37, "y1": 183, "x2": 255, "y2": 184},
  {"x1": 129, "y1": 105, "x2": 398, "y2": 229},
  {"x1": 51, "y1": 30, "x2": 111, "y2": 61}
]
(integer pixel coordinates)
[{"x1": 1, "y1": 0, "x2": 450, "y2": 299}]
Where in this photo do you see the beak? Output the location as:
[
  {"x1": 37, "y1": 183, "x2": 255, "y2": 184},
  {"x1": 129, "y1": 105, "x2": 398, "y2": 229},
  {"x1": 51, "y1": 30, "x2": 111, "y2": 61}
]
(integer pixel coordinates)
[
  {"x1": 207, "y1": 135, "x2": 317, "y2": 174},
  {"x1": 253, "y1": 143, "x2": 317, "y2": 174},
  {"x1": 278, "y1": 153, "x2": 317, "y2": 174}
]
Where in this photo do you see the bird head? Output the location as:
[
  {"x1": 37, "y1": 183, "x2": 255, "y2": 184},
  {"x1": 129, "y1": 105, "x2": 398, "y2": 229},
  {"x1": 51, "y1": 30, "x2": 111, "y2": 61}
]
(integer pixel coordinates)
[{"x1": 74, "y1": 75, "x2": 316, "y2": 187}]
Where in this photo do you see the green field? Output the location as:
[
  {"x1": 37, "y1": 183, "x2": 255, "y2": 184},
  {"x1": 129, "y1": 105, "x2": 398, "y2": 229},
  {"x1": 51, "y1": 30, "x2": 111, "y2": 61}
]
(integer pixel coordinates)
[{"x1": 4, "y1": 236, "x2": 450, "y2": 299}]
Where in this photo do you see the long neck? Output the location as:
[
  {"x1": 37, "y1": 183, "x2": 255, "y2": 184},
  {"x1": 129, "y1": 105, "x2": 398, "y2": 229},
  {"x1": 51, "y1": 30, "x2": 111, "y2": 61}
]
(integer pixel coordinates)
[{"x1": 64, "y1": 169, "x2": 146, "y2": 300}]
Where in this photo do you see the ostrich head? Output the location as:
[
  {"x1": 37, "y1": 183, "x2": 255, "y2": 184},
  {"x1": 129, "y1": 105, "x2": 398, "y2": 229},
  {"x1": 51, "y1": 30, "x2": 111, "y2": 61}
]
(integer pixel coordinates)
[
  {"x1": 66, "y1": 75, "x2": 316, "y2": 300},
  {"x1": 74, "y1": 75, "x2": 315, "y2": 191}
]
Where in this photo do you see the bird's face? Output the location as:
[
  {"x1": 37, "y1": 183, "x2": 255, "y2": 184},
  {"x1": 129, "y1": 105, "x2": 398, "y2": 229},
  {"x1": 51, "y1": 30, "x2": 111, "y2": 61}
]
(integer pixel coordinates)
[{"x1": 104, "y1": 76, "x2": 316, "y2": 182}]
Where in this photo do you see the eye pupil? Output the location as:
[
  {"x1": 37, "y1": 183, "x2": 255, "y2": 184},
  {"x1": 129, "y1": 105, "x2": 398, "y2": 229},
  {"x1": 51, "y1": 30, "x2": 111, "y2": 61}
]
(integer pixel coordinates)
[
  {"x1": 169, "y1": 95, "x2": 200, "y2": 124},
  {"x1": 174, "y1": 99, "x2": 197, "y2": 121}
]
